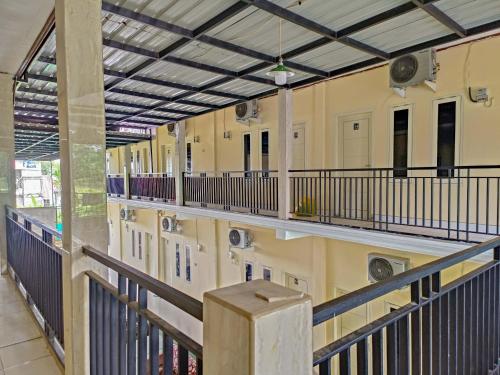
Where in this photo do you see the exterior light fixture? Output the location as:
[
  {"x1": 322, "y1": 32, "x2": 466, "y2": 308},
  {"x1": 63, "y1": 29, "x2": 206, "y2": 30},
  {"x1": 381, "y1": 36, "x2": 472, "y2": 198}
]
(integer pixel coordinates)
[
  {"x1": 267, "y1": 57, "x2": 294, "y2": 86},
  {"x1": 267, "y1": 20, "x2": 294, "y2": 86}
]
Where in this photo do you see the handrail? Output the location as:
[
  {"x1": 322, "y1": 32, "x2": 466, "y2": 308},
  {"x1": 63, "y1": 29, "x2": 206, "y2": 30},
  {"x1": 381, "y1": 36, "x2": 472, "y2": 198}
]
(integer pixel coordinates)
[
  {"x1": 313, "y1": 236, "x2": 500, "y2": 326},
  {"x1": 185, "y1": 169, "x2": 278, "y2": 175},
  {"x1": 86, "y1": 270, "x2": 203, "y2": 358},
  {"x1": 130, "y1": 173, "x2": 174, "y2": 177},
  {"x1": 290, "y1": 164, "x2": 500, "y2": 173},
  {"x1": 6, "y1": 206, "x2": 61, "y2": 238},
  {"x1": 82, "y1": 245, "x2": 203, "y2": 321}
]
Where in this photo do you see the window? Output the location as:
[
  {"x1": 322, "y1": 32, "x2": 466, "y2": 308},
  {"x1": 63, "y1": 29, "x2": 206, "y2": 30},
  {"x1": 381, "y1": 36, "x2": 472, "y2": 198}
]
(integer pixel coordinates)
[
  {"x1": 261, "y1": 130, "x2": 269, "y2": 173},
  {"x1": 393, "y1": 109, "x2": 409, "y2": 178},
  {"x1": 243, "y1": 133, "x2": 251, "y2": 177},
  {"x1": 263, "y1": 266, "x2": 272, "y2": 281},
  {"x1": 175, "y1": 243, "x2": 181, "y2": 278},
  {"x1": 186, "y1": 143, "x2": 192, "y2": 173},
  {"x1": 436, "y1": 101, "x2": 457, "y2": 177},
  {"x1": 138, "y1": 232, "x2": 142, "y2": 260},
  {"x1": 185, "y1": 245, "x2": 191, "y2": 282},
  {"x1": 131, "y1": 230, "x2": 136, "y2": 257},
  {"x1": 245, "y1": 262, "x2": 253, "y2": 282}
]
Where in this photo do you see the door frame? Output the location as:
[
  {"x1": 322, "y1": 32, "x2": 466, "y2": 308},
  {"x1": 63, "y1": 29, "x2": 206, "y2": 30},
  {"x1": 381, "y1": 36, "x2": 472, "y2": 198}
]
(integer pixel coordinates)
[{"x1": 336, "y1": 112, "x2": 372, "y2": 169}]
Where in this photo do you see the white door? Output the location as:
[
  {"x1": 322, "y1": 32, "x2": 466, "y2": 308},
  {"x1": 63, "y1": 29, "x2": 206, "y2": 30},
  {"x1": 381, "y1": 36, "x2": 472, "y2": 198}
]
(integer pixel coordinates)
[
  {"x1": 342, "y1": 118, "x2": 370, "y2": 169},
  {"x1": 285, "y1": 273, "x2": 308, "y2": 294},
  {"x1": 145, "y1": 232, "x2": 153, "y2": 276},
  {"x1": 165, "y1": 147, "x2": 173, "y2": 175},
  {"x1": 292, "y1": 124, "x2": 305, "y2": 170},
  {"x1": 341, "y1": 117, "x2": 371, "y2": 219}
]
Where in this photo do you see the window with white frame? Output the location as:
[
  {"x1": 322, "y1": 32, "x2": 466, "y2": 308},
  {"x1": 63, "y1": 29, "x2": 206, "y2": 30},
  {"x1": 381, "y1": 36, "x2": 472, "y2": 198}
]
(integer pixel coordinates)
[
  {"x1": 434, "y1": 97, "x2": 461, "y2": 177},
  {"x1": 392, "y1": 108, "x2": 410, "y2": 177}
]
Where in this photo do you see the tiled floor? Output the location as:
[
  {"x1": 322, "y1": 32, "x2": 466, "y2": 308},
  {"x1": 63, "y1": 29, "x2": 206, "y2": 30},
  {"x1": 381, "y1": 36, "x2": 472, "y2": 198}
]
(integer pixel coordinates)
[{"x1": 0, "y1": 275, "x2": 62, "y2": 375}]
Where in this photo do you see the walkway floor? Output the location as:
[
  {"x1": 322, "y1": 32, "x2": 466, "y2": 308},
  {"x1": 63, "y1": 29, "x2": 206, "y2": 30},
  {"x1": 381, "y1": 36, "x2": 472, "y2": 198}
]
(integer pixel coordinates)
[{"x1": 0, "y1": 275, "x2": 62, "y2": 375}]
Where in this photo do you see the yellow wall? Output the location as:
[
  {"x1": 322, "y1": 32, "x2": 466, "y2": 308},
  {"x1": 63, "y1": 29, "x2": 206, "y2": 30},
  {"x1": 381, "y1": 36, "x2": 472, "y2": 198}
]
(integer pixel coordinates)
[
  {"x1": 109, "y1": 201, "x2": 480, "y2": 349},
  {"x1": 105, "y1": 36, "x2": 499, "y2": 348}
]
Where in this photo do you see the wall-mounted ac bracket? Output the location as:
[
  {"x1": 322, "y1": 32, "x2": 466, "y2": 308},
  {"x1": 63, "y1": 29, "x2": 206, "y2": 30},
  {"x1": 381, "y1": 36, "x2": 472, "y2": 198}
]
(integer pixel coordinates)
[
  {"x1": 393, "y1": 87, "x2": 406, "y2": 98},
  {"x1": 424, "y1": 80, "x2": 437, "y2": 92}
]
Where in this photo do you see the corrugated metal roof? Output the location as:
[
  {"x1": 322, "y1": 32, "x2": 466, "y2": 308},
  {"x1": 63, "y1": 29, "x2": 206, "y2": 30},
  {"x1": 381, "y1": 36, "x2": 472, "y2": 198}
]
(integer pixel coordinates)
[
  {"x1": 13, "y1": 0, "x2": 500, "y2": 159},
  {"x1": 351, "y1": 8, "x2": 451, "y2": 52},
  {"x1": 436, "y1": 0, "x2": 500, "y2": 29}
]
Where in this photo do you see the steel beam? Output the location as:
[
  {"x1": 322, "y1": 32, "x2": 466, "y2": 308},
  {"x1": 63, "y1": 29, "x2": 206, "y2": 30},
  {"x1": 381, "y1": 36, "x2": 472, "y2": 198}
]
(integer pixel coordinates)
[
  {"x1": 241, "y1": 0, "x2": 390, "y2": 60},
  {"x1": 411, "y1": 0, "x2": 467, "y2": 37}
]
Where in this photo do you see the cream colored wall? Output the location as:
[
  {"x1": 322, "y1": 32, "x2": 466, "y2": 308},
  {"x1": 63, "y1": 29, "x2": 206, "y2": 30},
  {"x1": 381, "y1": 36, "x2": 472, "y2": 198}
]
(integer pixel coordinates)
[
  {"x1": 104, "y1": 36, "x2": 499, "y2": 350},
  {"x1": 107, "y1": 202, "x2": 480, "y2": 350}
]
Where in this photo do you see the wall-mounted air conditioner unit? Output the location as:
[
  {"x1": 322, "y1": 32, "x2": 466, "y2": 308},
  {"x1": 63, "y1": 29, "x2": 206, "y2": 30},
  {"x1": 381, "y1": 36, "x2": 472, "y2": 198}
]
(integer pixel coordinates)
[
  {"x1": 368, "y1": 254, "x2": 410, "y2": 283},
  {"x1": 167, "y1": 123, "x2": 177, "y2": 137},
  {"x1": 390, "y1": 49, "x2": 437, "y2": 89},
  {"x1": 235, "y1": 100, "x2": 260, "y2": 125},
  {"x1": 228, "y1": 228, "x2": 253, "y2": 249},
  {"x1": 161, "y1": 216, "x2": 177, "y2": 232},
  {"x1": 120, "y1": 208, "x2": 135, "y2": 222}
]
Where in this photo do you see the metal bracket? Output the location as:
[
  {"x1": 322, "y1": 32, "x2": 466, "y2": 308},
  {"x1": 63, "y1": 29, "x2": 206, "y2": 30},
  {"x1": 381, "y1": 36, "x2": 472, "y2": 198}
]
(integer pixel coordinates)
[
  {"x1": 392, "y1": 87, "x2": 406, "y2": 98},
  {"x1": 424, "y1": 80, "x2": 437, "y2": 92}
]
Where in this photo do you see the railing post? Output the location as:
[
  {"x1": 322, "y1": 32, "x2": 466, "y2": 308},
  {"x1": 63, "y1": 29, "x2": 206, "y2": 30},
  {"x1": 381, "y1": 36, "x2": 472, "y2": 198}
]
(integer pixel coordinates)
[
  {"x1": 278, "y1": 89, "x2": 293, "y2": 220},
  {"x1": 0, "y1": 73, "x2": 15, "y2": 274},
  {"x1": 204, "y1": 280, "x2": 312, "y2": 375},
  {"x1": 174, "y1": 120, "x2": 186, "y2": 206}
]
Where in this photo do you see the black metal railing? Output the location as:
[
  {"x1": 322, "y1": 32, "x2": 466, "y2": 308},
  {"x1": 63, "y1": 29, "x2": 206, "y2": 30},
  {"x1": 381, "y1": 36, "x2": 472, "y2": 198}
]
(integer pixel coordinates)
[
  {"x1": 312, "y1": 236, "x2": 500, "y2": 374},
  {"x1": 107, "y1": 174, "x2": 125, "y2": 197},
  {"x1": 290, "y1": 165, "x2": 500, "y2": 241},
  {"x1": 184, "y1": 170, "x2": 278, "y2": 216},
  {"x1": 5, "y1": 207, "x2": 64, "y2": 349},
  {"x1": 130, "y1": 173, "x2": 176, "y2": 202},
  {"x1": 83, "y1": 245, "x2": 203, "y2": 375}
]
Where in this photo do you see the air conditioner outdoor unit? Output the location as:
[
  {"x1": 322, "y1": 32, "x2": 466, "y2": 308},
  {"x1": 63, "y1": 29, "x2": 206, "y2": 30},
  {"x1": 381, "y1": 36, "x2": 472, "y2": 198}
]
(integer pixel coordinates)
[
  {"x1": 167, "y1": 123, "x2": 177, "y2": 137},
  {"x1": 389, "y1": 49, "x2": 437, "y2": 88},
  {"x1": 120, "y1": 208, "x2": 135, "y2": 222},
  {"x1": 161, "y1": 216, "x2": 177, "y2": 232},
  {"x1": 368, "y1": 254, "x2": 410, "y2": 283},
  {"x1": 235, "y1": 100, "x2": 259, "y2": 124},
  {"x1": 228, "y1": 228, "x2": 253, "y2": 249}
]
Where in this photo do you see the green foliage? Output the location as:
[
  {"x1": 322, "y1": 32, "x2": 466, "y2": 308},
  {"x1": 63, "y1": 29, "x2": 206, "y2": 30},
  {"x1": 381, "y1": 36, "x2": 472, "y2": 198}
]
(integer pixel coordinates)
[
  {"x1": 295, "y1": 196, "x2": 316, "y2": 217},
  {"x1": 29, "y1": 195, "x2": 43, "y2": 208}
]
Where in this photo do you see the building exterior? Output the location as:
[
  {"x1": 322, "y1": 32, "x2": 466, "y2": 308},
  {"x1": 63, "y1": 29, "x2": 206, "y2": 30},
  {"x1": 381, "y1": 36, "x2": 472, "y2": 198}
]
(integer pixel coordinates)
[
  {"x1": 1, "y1": 1, "x2": 500, "y2": 374},
  {"x1": 106, "y1": 34, "x2": 500, "y2": 353}
]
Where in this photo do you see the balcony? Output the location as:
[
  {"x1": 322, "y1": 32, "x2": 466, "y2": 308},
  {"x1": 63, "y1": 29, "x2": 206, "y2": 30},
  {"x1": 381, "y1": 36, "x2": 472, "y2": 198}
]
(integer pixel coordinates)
[
  {"x1": 4, "y1": 206, "x2": 500, "y2": 374},
  {"x1": 108, "y1": 165, "x2": 500, "y2": 243}
]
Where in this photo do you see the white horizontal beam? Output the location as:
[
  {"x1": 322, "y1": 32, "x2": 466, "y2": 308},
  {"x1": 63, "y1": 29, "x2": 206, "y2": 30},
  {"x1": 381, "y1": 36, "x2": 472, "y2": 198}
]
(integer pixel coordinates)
[{"x1": 107, "y1": 197, "x2": 486, "y2": 262}]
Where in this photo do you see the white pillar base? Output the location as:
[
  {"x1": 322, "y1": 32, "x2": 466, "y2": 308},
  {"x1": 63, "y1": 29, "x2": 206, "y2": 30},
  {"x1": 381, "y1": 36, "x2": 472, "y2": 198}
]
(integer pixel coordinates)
[{"x1": 204, "y1": 279, "x2": 313, "y2": 375}]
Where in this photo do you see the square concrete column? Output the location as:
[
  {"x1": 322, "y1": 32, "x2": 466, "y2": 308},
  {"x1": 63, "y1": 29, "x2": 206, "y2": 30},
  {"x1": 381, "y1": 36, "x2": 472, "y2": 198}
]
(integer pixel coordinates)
[
  {"x1": 122, "y1": 144, "x2": 132, "y2": 199},
  {"x1": 0, "y1": 73, "x2": 15, "y2": 274},
  {"x1": 278, "y1": 89, "x2": 293, "y2": 219},
  {"x1": 204, "y1": 280, "x2": 313, "y2": 375},
  {"x1": 55, "y1": 0, "x2": 108, "y2": 373},
  {"x1": 174, "y1": 120, "x2": 186, "y2": 206}
]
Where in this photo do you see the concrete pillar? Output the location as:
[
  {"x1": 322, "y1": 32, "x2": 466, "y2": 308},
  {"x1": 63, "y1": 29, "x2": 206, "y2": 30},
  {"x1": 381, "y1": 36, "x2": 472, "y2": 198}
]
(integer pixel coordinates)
[
  {"x1": 174, "y1": 120, "x2": 186, "y2": 206},
  {"x1": 122, "y1": 145, "x2": 132, "y2": 199},
  {"x1": 55, "y1": 0, "x2": 107, "y2": 373},
  {"x1": 0, "y1": 74, "x2": 15, "y2": 274},
  {"x1": 278, "y1": 89, "x2": 293, "y2": 219},
  {"x1": 204, "y1": 280, "x2": 313, "y2": 375}
]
